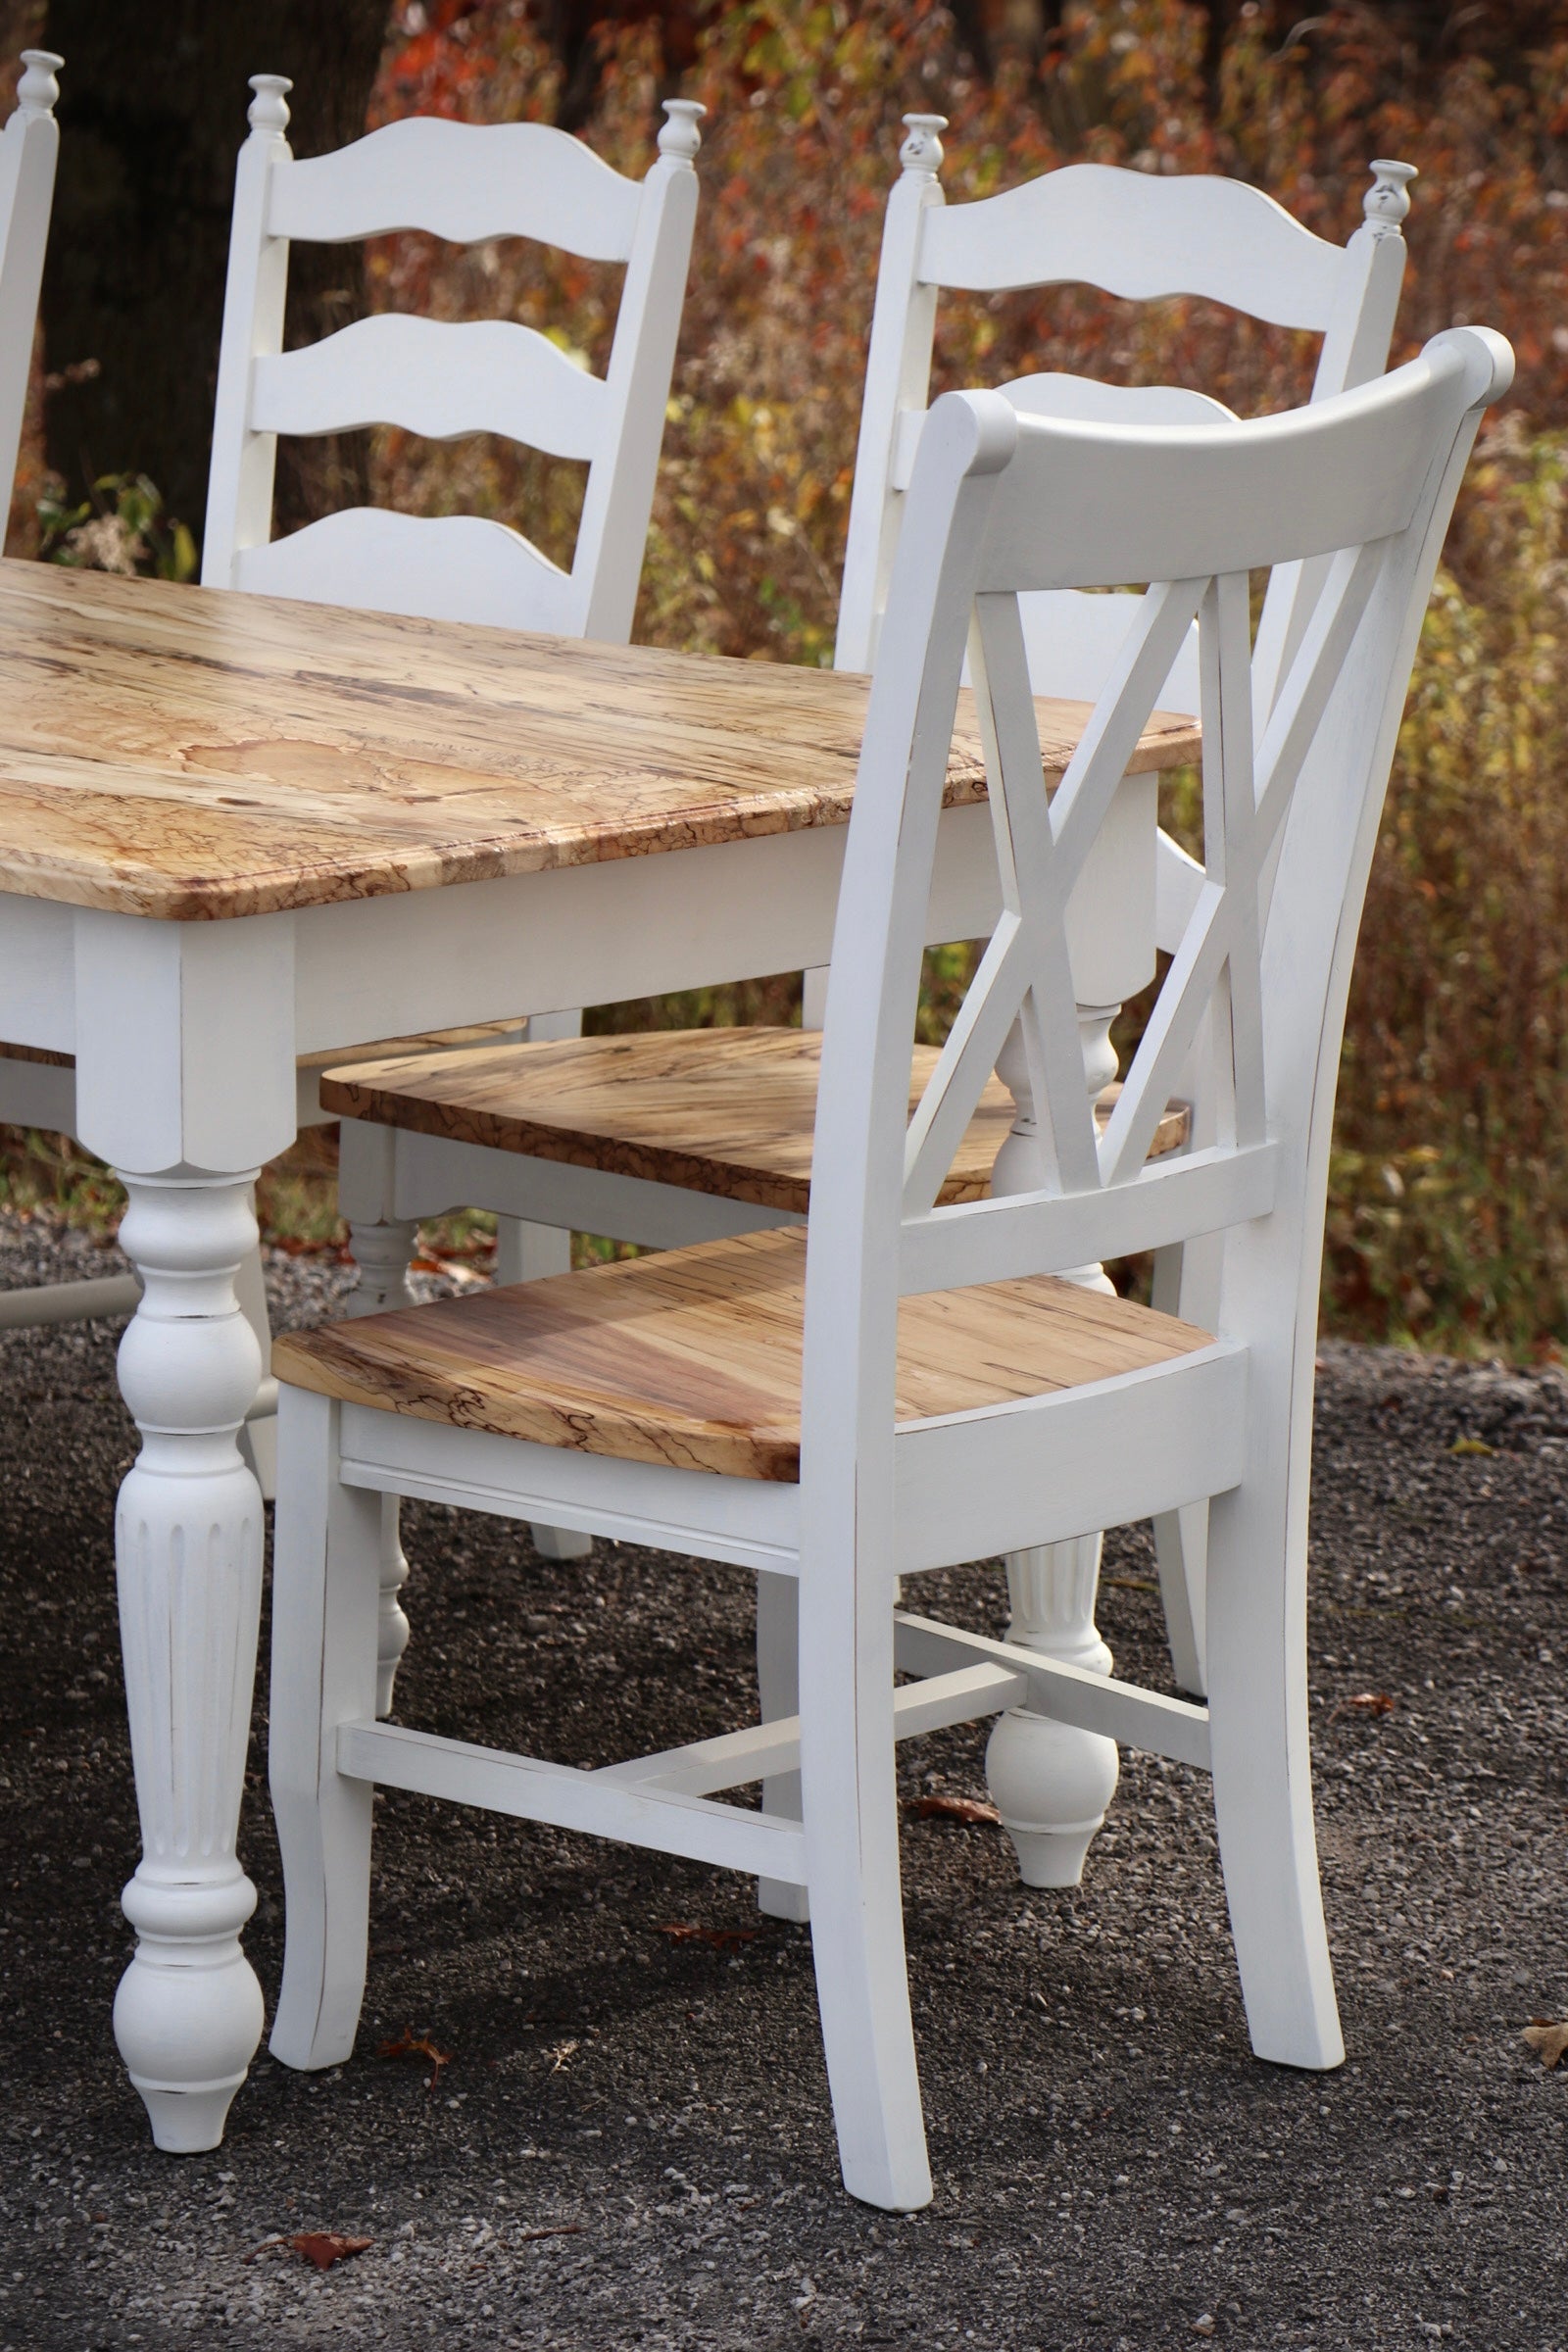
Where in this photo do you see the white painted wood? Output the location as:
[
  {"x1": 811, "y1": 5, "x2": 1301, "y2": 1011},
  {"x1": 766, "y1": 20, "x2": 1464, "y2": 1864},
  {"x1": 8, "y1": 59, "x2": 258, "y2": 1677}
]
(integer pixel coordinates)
[
  {"x1": 110, "y1": 1169, "x2": 270, "y2": 2147},
  {"x1": 335, "y1": 1719, "x2": 809, "y2": 1884},
  {"x1": 600, "y1": 1661, "x2": 1026, "y2": 1797},
  {"x1": 252, "y1": 314, "x2": 610, "y2": 457},
  {"x1": 806, "y1": 337, "x2": 1503, "y2": 2075},
  {"x1": 828, "y1": 125, "x2": 1417, "y2": 1764},
  {"x1": 892, "y1": 1344, "x2": 1249, "y2": 1573},
  {"x1": 204, "y1": 84, "x2": 702, "y2": 649},
  {"x1": 268, "y1": 1388, "x2": 381, "y2": 2071},
  {"x1": 268, "y1": 115, "x2": 646, "y2": 259},
  {"x1": 232, "y1": 506, "x2": 573, "y2": 632},
  {"x1": 269, "y1": 345, "x2": 1509, "y2": 2202},
  {"x1": 207, "y1": 81, "x2": 701, "y2": 1577},
  {"x1": 0, "y1": 51, "x2": 61, "y2": 527},
  {"x1": 0, "y1": 1270, "x2": 140, "y2": 1327},
  {"x1": 893, "y1": 1614, "x2": 1212, "y2": 1772},
  {"x1": 339, "y1": 1404, "x2": 803, "y2": 1577},
  {"x1": 756, "y1": 1567, "x2": 808, "y2": 1921}
]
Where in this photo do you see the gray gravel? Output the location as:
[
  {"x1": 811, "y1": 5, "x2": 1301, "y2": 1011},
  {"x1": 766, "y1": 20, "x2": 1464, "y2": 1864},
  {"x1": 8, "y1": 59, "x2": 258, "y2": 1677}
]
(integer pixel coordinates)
[{"x1": 0, "y1": 1207, "x2": 1565, "y2": 2349}]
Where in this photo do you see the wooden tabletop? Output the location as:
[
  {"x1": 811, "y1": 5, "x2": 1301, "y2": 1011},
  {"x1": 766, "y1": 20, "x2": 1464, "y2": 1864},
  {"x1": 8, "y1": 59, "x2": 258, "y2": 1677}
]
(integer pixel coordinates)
[{"x1": 0, "y1": 564, "x2": 1200, "y2": 922}]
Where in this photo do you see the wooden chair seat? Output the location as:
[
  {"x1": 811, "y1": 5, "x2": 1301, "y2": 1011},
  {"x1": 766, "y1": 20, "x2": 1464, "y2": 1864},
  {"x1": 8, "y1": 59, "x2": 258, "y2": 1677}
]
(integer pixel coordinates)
[
  {"x1": 273, "y1": 1224, "x2": 1214, "y2": 1483},
  {"x1": 320, "y1": 1027, "x2": 1190, "y2": 1215}
]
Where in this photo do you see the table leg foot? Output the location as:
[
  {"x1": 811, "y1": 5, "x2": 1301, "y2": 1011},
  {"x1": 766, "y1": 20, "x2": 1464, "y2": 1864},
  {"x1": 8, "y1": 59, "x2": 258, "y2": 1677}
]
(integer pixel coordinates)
[{"x1": 115, "y1": 1867, "x2": 265, "y2": 2150}]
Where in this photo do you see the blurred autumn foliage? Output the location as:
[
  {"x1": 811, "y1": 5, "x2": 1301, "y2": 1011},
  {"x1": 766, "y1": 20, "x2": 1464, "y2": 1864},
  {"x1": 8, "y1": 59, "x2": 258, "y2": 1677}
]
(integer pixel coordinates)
[{"x1": 361, "y1": 0, "x2": 1568, "y2": 1355}]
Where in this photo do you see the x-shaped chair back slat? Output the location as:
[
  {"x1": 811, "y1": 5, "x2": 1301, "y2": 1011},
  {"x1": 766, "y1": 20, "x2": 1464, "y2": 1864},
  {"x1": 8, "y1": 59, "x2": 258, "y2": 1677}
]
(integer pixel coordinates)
[{"x1": 800, "y1": 334, "x2": 1513, "y2": 1463}]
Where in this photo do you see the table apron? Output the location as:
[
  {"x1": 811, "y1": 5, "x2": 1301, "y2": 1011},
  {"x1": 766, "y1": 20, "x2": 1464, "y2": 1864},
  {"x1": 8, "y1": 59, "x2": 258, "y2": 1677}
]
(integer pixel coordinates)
[{"x1": 289, "y1": 801, "x2": 1003, "y2": 1054}]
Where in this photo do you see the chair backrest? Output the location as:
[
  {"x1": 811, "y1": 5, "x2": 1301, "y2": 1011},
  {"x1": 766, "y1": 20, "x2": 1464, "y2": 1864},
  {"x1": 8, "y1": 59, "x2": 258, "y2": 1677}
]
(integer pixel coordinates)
[
  {"x1": 202, "y1": 77, "x2": 703, "y2": 641},
  {"x1": 802, "y1": 332, "x2": 1510, "y2": 1512},
  {"x1": 0, "y1": 50, "x2": 62, "y2": 526},
  {"x1": 835, "y1": 119, "x2": 1418, "y2": 719}
]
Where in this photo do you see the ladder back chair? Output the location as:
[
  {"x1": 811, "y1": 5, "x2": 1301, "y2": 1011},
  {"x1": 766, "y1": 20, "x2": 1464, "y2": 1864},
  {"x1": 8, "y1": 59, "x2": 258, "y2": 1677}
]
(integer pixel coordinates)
[
  {"x1": 0, "y1": 75, "x2": 702, "y2": 1497},
  {"x1": 320, "y1": 125, "x2": 1414, "y2": 1784},
  {"x1": 269, "y1": 327, "x2": 1509, "y2": 2210},
  {"x1": 0, "y1": 58, "x2": 146, "y2": 1338}
]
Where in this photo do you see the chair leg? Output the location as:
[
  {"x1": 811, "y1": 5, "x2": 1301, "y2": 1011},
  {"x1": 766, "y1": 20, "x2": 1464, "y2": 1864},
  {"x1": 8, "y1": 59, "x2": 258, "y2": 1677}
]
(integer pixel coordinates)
[
  {"x1": 269, "y1": 1387, "x2": 381, "y2": 2072},
  {"x1": 1204, "y1": 1470, "x2": 1343, "y2": 2071},
  {"x1": 342, "y1": 1217, "x2": 418, "y2": 1713},
  {"x1": 798, "y1": 1546, "x2": 931, "y2": 2211},
  {"x1": 495, "y1": 1213, "x2": 594, "y2": 1563},
  {"x1": 756, "y1": 1569, "x2": 808, "y2": 1924},
  {"x1": 1151, "y1": 1234, "x2": 1222, "y2": 1696}
]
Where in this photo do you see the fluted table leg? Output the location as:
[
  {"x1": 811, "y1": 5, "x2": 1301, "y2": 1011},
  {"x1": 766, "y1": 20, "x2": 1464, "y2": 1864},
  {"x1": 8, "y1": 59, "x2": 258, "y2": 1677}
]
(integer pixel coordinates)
[{"x1": 111, "y1": 1169, "x2": 269, "y2": 2151}]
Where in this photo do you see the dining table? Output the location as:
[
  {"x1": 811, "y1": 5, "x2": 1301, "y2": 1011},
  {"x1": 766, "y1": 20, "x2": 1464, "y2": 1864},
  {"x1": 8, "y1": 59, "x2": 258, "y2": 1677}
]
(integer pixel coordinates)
[{"x1": 0, "y1": 557, "x2": 1200, "y2": 2150}]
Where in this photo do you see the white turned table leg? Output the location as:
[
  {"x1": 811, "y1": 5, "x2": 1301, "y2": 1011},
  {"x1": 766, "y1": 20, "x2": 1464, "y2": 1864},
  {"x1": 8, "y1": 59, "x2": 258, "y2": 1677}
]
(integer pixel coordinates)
[
  {"x1": 984, "y1": 1005, "x2": 1121, "y2": 1886},
  {"x1": 111, "y1": 1170, "x2": 269, "y2": 2151}
]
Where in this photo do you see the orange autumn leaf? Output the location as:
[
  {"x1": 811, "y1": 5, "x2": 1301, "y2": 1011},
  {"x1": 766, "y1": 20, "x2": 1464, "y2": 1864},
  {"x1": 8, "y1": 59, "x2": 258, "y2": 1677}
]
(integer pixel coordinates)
[
  {"x1": 291, "y1": 2232, "x2": 373, "y2": 2273},
  {"x1": 906, "y1": 1793, "x2": 1002, "y2": 1827},
  {"x1": 377, "y1": 2026, "x2": 454, "y2": 2084},
  {"x1": 654, "y1": 1922, "x2": 759, "y2": 1951}
]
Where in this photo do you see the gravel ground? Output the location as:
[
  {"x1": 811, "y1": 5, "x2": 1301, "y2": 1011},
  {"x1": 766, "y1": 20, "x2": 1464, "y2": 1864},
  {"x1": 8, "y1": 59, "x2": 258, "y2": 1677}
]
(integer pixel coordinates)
[{"x1": 0, "y1": 1208, "x2": 1565, "y2": 2350}]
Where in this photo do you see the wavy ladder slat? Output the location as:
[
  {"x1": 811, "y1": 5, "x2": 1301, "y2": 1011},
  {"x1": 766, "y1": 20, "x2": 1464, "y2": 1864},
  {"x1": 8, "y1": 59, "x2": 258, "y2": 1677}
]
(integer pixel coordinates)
[{"x1": 251, "y1": 314, "x2": 608, "y2": 459}]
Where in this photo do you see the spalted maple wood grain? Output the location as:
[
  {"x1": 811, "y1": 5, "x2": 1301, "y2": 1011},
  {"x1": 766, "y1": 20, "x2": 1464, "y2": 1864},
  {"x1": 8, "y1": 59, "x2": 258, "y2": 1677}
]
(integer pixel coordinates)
[
  {"x1": 0, "y1": 564, "x2": 1200, "y2": 922},
  {"x1": 321, "y1": 1028, "x2": 1191, "y2": 1213},
  {"x1": 273, "y1": 1225, "x2": 1215, "y2": 1481}
]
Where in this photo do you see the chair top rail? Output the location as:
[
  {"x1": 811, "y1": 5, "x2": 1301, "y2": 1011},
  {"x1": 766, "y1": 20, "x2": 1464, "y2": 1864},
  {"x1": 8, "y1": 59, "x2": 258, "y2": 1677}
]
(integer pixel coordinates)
[
  {"x1": 250, "y1": 314, "x2": 609, "y2": 461},
  {"x1": 976, "y1": 341, "x2": 1486, "y2": 595},
  {"x1": 233, "y1": 507, "x2": 576, "y2": 635},
  {"x1": 267, "y1": 115, "x2": 645, "y2": 261},
  {"x1": 919, "y1": 160, "x2": 1348, "y2": 328}
]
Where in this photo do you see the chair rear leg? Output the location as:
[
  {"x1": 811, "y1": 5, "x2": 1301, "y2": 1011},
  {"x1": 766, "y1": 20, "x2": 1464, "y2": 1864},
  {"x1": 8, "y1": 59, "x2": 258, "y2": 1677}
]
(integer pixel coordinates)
[
  {"x1": 494, "y1": 1212, "x2": 595, "y2": 1563},
  {"x1": 269, "y1": 1386, "x2": 381, "y2": 2072},
  {"x1": 1205, "y1": 1475, "x2": 1343, "y2": 2071},
  {"x1": 756, "y1": 1569, "x2": 808, "y2": 1923},
  {"x1": 799, "y1": 1563, "x2": 931, "y2": 2211}
]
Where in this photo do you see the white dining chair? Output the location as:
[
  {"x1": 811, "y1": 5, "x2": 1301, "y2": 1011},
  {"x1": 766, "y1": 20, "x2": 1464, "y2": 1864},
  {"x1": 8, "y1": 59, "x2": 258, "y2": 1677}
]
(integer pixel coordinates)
[
  {"x1": 0, "y1": 58, "x2": 147, "y2": 1338},
  {"x1": 268, "y1": 324, "x2": 1510, "y2": 2210},
  {"x1": 321, "y1": 126, "x2": 1414, "y2": 1777},
  {"x1": 0, "y1": 73, "x2": 703, "y2": 1501}
]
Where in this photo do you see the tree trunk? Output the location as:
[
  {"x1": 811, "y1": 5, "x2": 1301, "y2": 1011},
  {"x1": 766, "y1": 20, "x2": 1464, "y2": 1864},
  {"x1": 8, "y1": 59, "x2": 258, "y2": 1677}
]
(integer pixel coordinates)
[{"x1": 39, "y1": 0, "x2": 389, "y2": 552}]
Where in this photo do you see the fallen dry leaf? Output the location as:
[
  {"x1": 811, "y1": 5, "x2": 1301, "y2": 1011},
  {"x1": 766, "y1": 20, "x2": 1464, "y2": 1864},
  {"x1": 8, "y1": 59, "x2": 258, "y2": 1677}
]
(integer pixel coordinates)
[
  {"x1": 653, "y1": 1923, "x2": 760, "y2": 1951},
  {"x1": 244, "y1": 2232, "x2": 373, "y2": 2272},
  {"x1": 292, "y1": 2232, "x2": 373, "y2": 2273},
  {"x1": 1338, "y1": 1691, "x2": 1396, "y2": 1717},
  {"x1": 906, "y1": 1793, "x2": 1003, "y2": 1827},
  {"x1": 376, "y1": 2026, "x2": 454, "y2": 2086},
  {"x1": 1522, "y1": 2019, "x2": 1568, "y2": 2069},
  {"x1": 1448, "y1": 1436, "x2": 1495, "y2": 1457}
]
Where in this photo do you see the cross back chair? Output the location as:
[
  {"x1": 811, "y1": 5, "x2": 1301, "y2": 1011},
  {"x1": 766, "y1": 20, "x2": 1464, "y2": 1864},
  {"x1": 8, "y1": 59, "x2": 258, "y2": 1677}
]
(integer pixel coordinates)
[
  {"x1": 269, "y1": 325, "x2": 1509, "y2": 2210},
  {"x1": 319, "y1": 127, "x2": 1415, "y2": 1749}
]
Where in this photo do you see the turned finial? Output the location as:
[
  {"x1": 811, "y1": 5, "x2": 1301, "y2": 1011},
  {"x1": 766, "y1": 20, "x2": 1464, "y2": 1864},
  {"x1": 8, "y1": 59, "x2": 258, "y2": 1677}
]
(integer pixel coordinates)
[
  {"x1": 247, "y1": 74, "x2": 292, "y2": 138},
  {"x1": 16, "y1": 50, "x2": 63, "y2": 119},
  {"x1": 658, "y1": 98, "x2": 705, "y2": 163},
  {"x1": 1364, "y1": 158, "x2": 1417, "y2": 235},
  {"x1": 900, "y1": 113, "x2": 947, "y2": 176}
]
